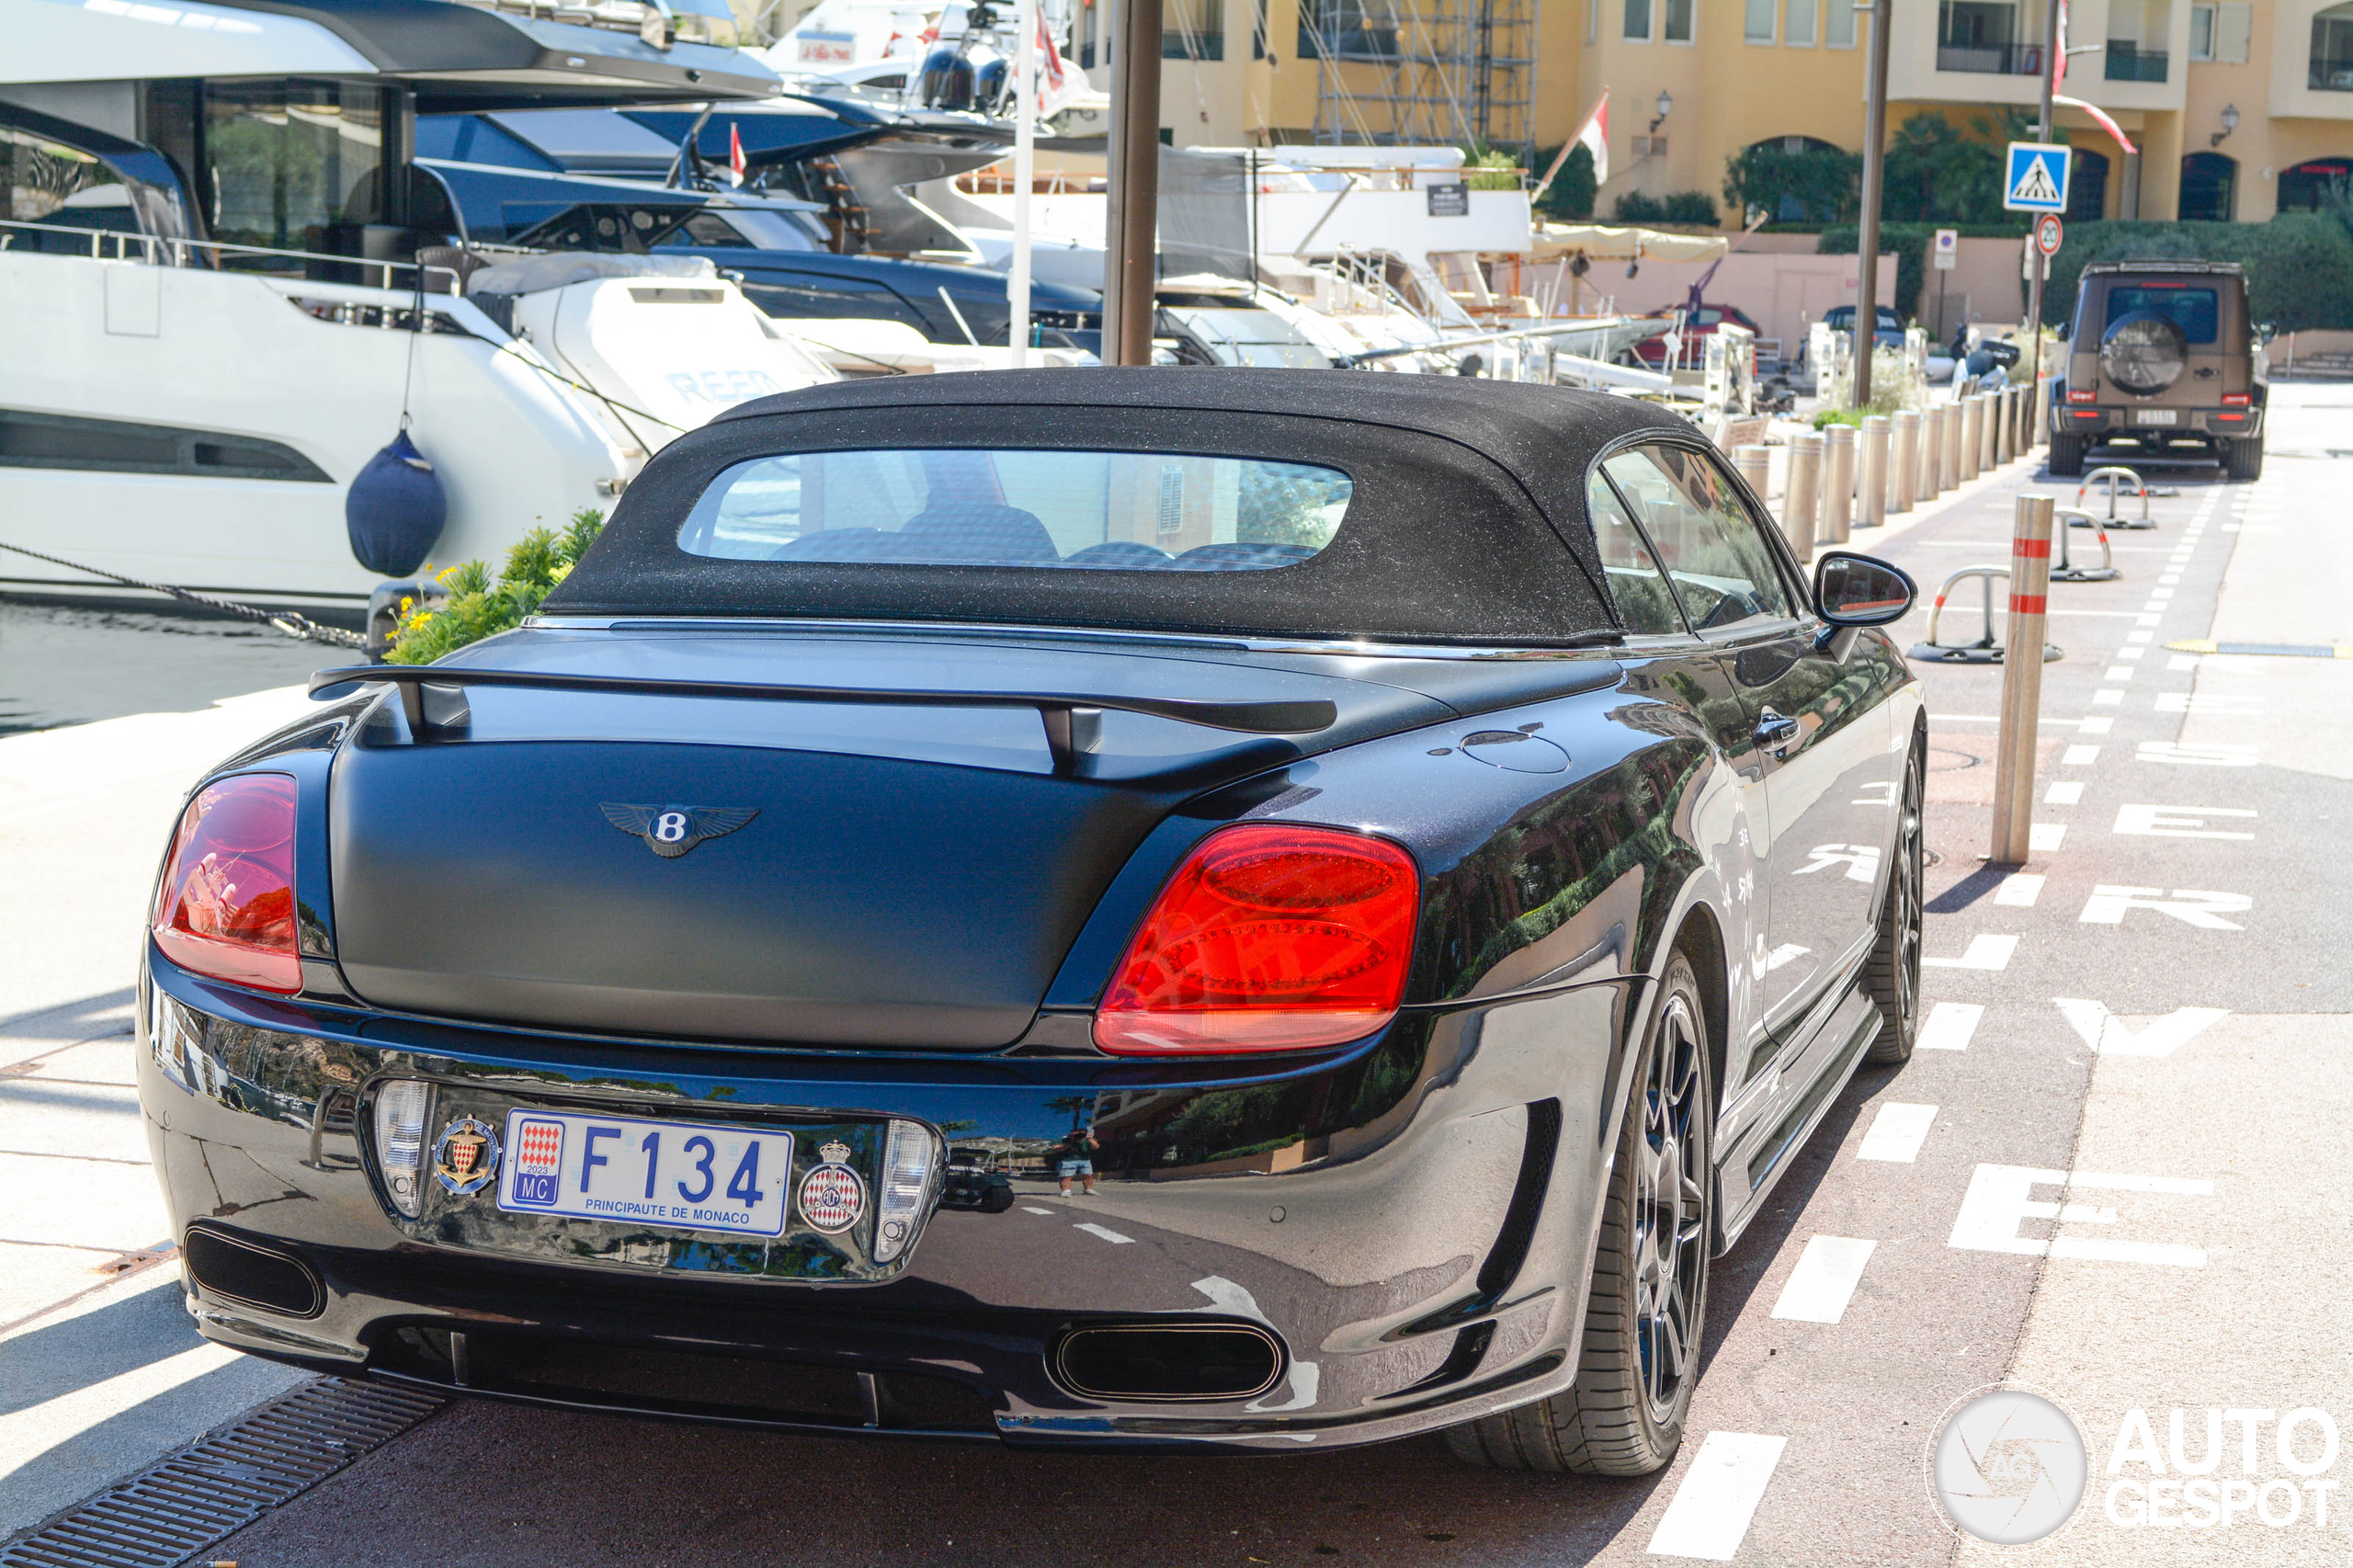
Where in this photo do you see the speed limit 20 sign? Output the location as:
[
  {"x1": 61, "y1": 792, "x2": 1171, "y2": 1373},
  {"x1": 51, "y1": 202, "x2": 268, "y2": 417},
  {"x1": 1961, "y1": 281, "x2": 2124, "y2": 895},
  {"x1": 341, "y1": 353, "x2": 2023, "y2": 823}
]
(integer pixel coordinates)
[{"x1": 2034, "y1": 213, "x2": 2064, "y2": 256}]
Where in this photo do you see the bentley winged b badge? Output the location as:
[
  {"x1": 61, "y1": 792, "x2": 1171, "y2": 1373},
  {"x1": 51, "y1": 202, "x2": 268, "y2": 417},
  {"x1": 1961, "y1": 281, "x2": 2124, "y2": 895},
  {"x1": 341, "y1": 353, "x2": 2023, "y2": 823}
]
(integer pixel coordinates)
[{"x1": 601, "y1": 803, "x2": 759, "y2": 858}]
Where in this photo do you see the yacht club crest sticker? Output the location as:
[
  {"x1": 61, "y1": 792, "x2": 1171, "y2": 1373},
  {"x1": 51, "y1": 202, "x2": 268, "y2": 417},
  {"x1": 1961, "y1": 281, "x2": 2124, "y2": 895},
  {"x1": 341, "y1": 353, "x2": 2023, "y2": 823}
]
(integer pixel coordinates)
[
  {"x1": 434, "y1": 1117, "x2": 501, "y2": 1196},
  {"x1": 799, "y1": 1141, "x2": 865, "y2": 1233}
]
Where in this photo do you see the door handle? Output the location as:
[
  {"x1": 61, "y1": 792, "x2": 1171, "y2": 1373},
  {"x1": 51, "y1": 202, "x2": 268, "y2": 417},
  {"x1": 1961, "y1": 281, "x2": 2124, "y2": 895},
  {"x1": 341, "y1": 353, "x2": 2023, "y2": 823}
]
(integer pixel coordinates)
[{"x1": 1754, "y1": 710, "x2": 1801, "y2": 756}]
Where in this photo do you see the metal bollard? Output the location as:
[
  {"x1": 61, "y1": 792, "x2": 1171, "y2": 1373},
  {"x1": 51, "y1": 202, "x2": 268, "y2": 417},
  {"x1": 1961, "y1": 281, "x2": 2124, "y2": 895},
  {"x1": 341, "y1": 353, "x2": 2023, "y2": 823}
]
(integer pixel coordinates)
[
  {"x1": 1784, "y1": 431, "x2": 1822, "y2": 561},
  {"x1": 1939, "y1": 403, "x2": 1964, "y2": 492},
  {"x1": 1919, "y1": 405, "x2": 1944, "y2": 500},
  {"x1": 1977, "y1": 391, "x2": 1999, "y2": 473},
  {"x1": 1995, "y1": 388, "x2": 2016, "y2": 464},
  {"x1": 1858, "y1": 415, "x2": 1890, "y2": 528},
  {"x1": 2032, "y1": 372, "x2": 2052, "y2": 450},
  {"x1": 1820, "y1": 423, "x2": 1856, "y2": 544},
  {"x1": 1732, "y1": 443, "x2": 1772, "y2": 505},
  {"x1": 1959, "y1": 397, "x2": 1984, "y2": 482},
  {"x1": 1990, "y1": 493, "x2": 2057, "y2": 865},
  {"x1": 1891, "y1": 409, "x2": 1919, "y2": 514}
]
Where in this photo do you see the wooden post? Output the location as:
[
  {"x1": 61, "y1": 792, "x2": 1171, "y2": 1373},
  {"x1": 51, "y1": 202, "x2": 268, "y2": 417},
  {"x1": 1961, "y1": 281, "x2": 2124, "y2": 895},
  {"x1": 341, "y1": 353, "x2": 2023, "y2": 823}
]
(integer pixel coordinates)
[{"x1": 1101, "y1": 0, "x2": 1163, "y2": 367}]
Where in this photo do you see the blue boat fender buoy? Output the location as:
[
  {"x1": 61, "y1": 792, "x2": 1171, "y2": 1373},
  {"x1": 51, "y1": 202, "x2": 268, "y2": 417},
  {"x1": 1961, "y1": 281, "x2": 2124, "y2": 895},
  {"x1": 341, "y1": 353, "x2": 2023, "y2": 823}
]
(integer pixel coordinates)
[{"x1": 345, "y1": 428, "x2": 447, "y2": 578}]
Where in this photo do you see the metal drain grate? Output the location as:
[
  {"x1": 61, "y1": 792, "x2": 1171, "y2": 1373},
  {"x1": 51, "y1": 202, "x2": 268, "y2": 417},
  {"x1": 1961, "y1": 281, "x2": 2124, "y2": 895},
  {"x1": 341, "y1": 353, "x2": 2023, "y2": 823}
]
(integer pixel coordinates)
[{"x1": 0, "y1": 1377, "x2": 445, "y2": 1568}]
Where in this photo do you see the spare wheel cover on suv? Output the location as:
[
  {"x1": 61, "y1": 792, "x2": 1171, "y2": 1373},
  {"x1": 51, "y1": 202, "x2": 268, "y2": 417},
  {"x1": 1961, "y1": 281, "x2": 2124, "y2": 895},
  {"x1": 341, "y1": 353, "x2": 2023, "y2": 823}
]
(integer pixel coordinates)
[{"x1": 2099, "y1": 311, "x2": 2188, "y2": 395}]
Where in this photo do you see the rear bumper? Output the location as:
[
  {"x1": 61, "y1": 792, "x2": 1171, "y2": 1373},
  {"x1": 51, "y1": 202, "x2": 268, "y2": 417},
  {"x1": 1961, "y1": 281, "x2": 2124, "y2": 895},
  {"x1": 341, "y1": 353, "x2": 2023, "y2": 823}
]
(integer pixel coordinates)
[
  {"x1": 139, "y1": 952, "x2": 1639, "y2": 1452},
  {"x1": 2052, "y1": 403, "x2": 2265, "y2": 441}
]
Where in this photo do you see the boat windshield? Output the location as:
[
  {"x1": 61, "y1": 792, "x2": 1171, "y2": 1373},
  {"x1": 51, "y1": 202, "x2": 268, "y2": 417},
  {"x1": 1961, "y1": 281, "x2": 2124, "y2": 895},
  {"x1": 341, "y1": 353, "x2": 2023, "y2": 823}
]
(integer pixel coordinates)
[{"x1": 677, "y1": 449, "x2": 1354, "y2": 572}]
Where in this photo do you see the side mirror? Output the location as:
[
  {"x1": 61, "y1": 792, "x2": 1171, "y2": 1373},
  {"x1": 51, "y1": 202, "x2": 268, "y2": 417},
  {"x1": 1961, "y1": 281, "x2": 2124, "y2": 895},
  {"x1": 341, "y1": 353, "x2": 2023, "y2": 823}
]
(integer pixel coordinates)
[{"x1": 1814, "y1": 551, "x2": 1915, "y2": 627}]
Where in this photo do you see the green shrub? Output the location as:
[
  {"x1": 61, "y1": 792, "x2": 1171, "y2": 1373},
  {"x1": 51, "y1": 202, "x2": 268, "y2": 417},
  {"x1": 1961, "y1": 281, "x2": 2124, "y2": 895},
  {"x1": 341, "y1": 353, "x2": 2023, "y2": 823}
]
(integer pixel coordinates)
[
  {"x1": 385, "y1": 508, "x2": 605, "y2": 665},
  {"x1": 2041, "y1": 215, "x2": 2353, "y2": 332},
  {"x1": 1723, "y1": 142, "x2": 1860, "y2": 224},
  {"x1": 1529, "y1": 141, "x2": 1597, "y2": 221},
  {"x1": 1613, "y1": 188, "x2": 1719, "y2": 227},
  {"x1": 1462, "y1": 145, "x2": 1520, "y2": 191}
]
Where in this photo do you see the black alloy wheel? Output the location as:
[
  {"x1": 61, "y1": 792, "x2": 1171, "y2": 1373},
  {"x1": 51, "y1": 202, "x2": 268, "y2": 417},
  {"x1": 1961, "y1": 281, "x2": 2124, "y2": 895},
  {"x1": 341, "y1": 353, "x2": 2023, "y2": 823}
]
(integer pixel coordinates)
[
  {"x1": 1441, "y1": 950, "x2": 1714, "y2": 1475},
  {"x1": 1632, "y1": 984, "x2": 1710, "y2": 1426},
  {"x1": 1863, "y1": 741, "x2": 1925, "y2": 1064}
]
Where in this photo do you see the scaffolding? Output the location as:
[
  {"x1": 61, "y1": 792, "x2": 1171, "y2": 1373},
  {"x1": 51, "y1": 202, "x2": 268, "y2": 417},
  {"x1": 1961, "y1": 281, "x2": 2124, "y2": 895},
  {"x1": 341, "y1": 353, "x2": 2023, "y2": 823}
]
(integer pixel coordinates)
[{"x1": 1297, "y1": 0, "x2": 1536, "y2": 153}]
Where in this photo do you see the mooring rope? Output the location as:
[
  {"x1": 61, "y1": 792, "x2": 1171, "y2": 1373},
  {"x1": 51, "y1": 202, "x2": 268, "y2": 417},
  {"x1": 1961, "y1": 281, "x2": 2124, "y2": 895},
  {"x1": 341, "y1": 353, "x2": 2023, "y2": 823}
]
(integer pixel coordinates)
[{"x1": 0, "y1": 539, "x2": 367, "y2": 649}]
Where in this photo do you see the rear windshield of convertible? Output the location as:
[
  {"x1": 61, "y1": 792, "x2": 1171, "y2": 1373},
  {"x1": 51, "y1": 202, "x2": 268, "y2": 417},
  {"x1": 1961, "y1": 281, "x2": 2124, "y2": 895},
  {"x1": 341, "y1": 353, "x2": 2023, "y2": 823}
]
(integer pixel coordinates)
[{"x1": 676, "y1": 449, "x2": 1354, "y2": 572}]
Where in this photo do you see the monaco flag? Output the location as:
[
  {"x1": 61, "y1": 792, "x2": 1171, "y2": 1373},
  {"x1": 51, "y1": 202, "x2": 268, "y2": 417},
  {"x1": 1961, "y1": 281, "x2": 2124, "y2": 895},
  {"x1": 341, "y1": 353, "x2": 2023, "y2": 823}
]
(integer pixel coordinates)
[
  {"x1": 1574, "y1": 90, "x2": 1608, "y2": 187},
  {"x1": 729, "y1": 121, "x2": 747, "y2": 183}
]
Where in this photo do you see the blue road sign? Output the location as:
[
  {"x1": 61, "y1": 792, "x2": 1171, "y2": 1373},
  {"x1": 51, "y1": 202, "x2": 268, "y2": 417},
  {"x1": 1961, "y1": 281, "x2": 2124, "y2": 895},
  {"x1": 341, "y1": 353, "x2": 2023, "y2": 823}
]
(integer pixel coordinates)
[{"x1": 2005, "y1": 142, "x2": 2070, "y2": 213}]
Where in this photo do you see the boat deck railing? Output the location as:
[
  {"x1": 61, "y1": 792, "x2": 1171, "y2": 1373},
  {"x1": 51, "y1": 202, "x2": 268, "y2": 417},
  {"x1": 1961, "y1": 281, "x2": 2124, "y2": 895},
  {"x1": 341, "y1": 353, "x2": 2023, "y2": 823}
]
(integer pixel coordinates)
[{"x1": 0, "y1": 221, "x2": 463, "y2": 294}]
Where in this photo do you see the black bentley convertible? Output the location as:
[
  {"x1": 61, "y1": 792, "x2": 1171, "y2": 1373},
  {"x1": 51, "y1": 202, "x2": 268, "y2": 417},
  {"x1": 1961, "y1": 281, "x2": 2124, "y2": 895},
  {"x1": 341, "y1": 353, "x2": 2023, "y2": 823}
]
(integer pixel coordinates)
[{"x1": 141, "y1": 372, "x2": 1923, "y2": 1474}]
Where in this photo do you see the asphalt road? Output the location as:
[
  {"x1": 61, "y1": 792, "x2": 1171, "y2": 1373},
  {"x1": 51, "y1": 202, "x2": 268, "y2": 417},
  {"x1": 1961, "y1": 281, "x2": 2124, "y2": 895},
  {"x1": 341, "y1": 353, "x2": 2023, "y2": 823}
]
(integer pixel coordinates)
[{"x1": 6, "y1": 384, "x2": 2348, "y2": 1567}]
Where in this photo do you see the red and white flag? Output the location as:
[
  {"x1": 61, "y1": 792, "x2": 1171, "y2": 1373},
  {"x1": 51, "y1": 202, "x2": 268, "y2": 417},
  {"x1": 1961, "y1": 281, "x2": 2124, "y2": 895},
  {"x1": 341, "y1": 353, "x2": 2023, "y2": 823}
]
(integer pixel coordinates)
[
  {"x1": 1574, "y1": 90, "x2": 1609, "y2": 187},
  {"x1": 729, "y1": 121, "x2": 747, "y2": 183},
  {"x1": 2052, "y1": 1, "x2": 2135, "y2": 155}
]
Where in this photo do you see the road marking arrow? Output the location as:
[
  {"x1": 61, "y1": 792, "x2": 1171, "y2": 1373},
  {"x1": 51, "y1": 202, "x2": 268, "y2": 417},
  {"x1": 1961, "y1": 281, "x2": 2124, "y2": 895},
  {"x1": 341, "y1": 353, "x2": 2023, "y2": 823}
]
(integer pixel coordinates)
[{"x1": 2052, "y1": 998, "x2": 2231, "y2": 1058}]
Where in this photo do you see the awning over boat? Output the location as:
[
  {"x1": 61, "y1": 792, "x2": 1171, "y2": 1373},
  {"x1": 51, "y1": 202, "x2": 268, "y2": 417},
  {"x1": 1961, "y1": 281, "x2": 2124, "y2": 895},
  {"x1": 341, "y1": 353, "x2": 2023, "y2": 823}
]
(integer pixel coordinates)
[
  {"x1": 2, "y1": 0, "x2": 779, "y2": 108},
  {"x1": 1529, "y1": 223, "x2": 1729, "y2": 264}
]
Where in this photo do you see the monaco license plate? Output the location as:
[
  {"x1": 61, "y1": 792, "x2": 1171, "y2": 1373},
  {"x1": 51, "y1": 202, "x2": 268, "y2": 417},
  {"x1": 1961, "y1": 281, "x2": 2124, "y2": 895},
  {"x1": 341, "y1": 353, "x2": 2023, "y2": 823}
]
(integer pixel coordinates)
[
  {"x1": 496, "y1": 1108, "x2": 795, "y2": 1238},
  {"x1": 2133, "y1": 408, "x2": 2180, "y2": 426}
]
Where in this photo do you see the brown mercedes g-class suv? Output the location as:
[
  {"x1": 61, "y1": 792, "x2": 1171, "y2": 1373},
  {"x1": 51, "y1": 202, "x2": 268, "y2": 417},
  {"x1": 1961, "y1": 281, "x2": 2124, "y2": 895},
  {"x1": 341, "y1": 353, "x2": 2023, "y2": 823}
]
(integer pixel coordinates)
[{"x1": 2050, "y1": 259, "x2": 2268, "y2": 480}]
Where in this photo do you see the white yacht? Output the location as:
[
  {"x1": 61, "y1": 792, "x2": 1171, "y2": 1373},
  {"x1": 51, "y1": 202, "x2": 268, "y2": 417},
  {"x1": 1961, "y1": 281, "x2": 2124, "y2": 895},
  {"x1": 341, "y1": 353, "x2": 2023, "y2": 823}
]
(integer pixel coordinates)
[{"x1": 0, "y1": 0, "x2": 824, "y2": 611}]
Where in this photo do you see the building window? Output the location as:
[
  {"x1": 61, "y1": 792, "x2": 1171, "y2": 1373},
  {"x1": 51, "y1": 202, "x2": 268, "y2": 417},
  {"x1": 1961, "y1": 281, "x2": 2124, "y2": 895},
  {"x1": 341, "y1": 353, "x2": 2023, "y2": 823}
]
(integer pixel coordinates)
[
  {"x1": 1664, "y1": 0, "x2": 1694, "y2": 41},
  {"x1": 1164, "y1": 0, "x2": 1224, "y2": 60},
  {"x1": 2190, "y1": 0, "x2": 2251, "y2": 61},
  {"x1": 1624, "y1": 0, "x2": 1652, "y2": 40},
  {"x1": 2313, "y1": 3, "x2": 2353, "y2": 90},
  {"x1": 1938, "y1": 0, "x2": 2044, "y2": 74},
  {"x1": 2106, "y1": 0, "x2": 2169, "y2": 81},
  {"x1": 2279, "y1": 157, "x2": 2353, "y2": 210},
  {"x1": 1299, "y1": 0, "x2": 1393, "y2": 60},
  {"x1": 1827, "y1": 0, "x2": 1855, "y2": 46},
  {"x1": 1586, "y1": 0, "x2": 1599, "y2": 42},
  {"x1": 2066, "y1": 148, "x2": 2109, "y2": 220},
  {"x1": 1784, "y1": 0, "x2": 1815, "y2": 46},
  {"x1": 1745, "y1": 0, "x2": 1775, "y2": 43},
  {"x1": 2178, "y1": 150, "x2": 2235, "y2": 219}
]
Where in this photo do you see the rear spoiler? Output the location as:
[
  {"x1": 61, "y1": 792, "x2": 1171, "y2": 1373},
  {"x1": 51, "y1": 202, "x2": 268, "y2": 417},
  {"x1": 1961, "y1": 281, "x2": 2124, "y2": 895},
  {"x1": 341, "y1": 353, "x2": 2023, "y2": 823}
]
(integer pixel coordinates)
[{"x1": 308, "y1": 665, "x2": 1336, "y2": 776}]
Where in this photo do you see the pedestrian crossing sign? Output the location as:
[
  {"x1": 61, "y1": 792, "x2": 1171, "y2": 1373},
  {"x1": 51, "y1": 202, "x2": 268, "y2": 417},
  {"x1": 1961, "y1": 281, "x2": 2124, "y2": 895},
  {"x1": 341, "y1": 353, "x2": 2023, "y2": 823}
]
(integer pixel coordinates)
[{"x1": 2004, "y1": 142, "x2": 2070, "y2": 212}]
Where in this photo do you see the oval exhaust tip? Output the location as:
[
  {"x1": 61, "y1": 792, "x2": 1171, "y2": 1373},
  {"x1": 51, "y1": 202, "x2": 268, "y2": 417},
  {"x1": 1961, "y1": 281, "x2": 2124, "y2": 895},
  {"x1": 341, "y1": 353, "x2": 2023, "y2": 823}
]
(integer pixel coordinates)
[
  {"x1": 184, "y1": 1225, "x2": 324, "y2": 1319},
  {"x1": 1052, "y1": 1322, "x2": 1285, "y2": 1403}
]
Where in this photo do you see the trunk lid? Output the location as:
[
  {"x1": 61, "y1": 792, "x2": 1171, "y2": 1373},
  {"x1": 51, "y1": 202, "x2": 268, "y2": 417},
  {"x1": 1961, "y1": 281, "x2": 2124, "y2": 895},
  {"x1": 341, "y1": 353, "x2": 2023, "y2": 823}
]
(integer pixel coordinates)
[{"x1": 326, "y1": 627, "x2": 1473, "y2": 1049}]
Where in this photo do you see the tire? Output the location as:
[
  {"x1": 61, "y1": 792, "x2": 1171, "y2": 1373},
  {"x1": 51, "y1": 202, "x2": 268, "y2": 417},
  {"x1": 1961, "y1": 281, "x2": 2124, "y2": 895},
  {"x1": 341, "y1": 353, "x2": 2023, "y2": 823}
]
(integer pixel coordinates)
[
  {"x1": 1862, "y1": 742, "x2": 1925, "y2": 1066},
  {"x1": 1442, "y1": 952, "x2": 1712, "y2": 1476},
  {"x1": 2047, "y1": 431, "x2": 2086, "y2": 478},
  {"x1": 2223, "y1": 436, "x2": 2264, "y2": 483}
]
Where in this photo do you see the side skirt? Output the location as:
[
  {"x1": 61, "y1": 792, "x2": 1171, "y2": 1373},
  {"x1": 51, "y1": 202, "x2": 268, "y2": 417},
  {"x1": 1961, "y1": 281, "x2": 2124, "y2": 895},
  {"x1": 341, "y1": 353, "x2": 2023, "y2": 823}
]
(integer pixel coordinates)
[{"x1": 1711, "y1": 983, "x2": 1879, "y2": 1256}]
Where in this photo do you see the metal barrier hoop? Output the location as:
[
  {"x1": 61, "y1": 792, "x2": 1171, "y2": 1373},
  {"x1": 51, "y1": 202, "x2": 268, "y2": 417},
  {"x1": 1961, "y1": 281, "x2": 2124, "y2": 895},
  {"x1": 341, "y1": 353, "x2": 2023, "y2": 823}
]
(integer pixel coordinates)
[
  {"x1": 2076, "y1": 465, "x2": 2155, "y2": 528},
  {"x1": 1907, "y1": 564, "x2": 2065, "y2": 664},
  {"x1": 2047, "y1": 506, "x2": 2121, "y2": 582}
]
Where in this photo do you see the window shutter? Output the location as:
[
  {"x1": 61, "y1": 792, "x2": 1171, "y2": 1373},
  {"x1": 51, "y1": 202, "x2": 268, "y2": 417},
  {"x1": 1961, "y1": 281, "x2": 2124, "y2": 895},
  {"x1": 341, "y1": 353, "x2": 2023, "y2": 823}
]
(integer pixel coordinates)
[{"x1": 2215, "y1": 1, "x2": 2250, "y2": 63}]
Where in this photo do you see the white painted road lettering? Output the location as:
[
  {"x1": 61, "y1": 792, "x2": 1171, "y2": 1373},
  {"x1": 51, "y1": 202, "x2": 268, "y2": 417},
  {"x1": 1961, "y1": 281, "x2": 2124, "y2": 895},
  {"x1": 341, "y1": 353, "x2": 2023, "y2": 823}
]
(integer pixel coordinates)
[
  {"x1": 1645, "y1": 1432, "x2": 1788, "y2": 1560},
  {"x1": 2112, "y1": 802, "x2": 2258, "y2": 840},
  {"x1": 1856, "y1": 1103, "x2": 1938, "y2": 1163},
  {"x1": 2080, "y1": 886, "x2": 2252, "y2": 929},
  {"x1": 1768, "y1": 1236, "x2": 1877, "y2": 1324},
  {"x1": 1917, "y1": 1002, "x2": 1984, "y2": 1051},
  {"x1": 2053, "y1": 998, "x2": 2232, "y2": 1058},
  {"x1": 1949, "y1": 1165, "x2": 2214, "y2": 1267}
]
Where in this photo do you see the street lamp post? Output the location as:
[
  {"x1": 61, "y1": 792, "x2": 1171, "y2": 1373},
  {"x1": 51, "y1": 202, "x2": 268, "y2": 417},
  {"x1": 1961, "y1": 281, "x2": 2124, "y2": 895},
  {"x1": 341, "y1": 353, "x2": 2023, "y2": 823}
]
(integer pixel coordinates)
[
  {"x1": 1852, "y1": 0, "x2": 1892, "y2": 408},
  {"x1": 2023, "y1": 0, "x2": 2061, "y2": 429},
  {"x1": 1102, "y1": 0, "x2": 1164, "y2": 367}
]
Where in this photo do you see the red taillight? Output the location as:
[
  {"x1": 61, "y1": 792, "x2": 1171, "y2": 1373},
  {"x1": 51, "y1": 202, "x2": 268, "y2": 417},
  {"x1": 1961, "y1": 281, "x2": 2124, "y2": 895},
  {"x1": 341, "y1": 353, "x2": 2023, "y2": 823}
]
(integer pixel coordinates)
[
  {"x1": 1094, "y1": 824, "x2": 1419, "y2": 1055},
  {"x1": 2222, "y1": 392, "x2": 2251, "y2": 407},
  {"x1": 151, "y1": 773, "x2": 301, "y2": 994},
  {"x1": 2066, "y1": 388, "x2": 2097, "y2": 403}
]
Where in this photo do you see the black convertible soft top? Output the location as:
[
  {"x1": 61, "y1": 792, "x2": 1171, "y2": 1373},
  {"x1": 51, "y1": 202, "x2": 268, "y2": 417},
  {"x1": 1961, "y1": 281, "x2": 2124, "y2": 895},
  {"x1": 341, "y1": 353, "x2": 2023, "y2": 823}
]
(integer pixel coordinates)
[{"x1": 548, "y1": 369, "x2": 1691, "y2": 646}]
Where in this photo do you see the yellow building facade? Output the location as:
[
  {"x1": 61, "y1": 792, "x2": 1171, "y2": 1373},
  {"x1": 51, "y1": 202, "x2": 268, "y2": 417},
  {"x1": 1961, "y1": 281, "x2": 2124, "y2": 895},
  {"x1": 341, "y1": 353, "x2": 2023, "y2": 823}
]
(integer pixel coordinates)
[{"x1": 1160, "y1": 0, "x2": 2353, "y2": 226}]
